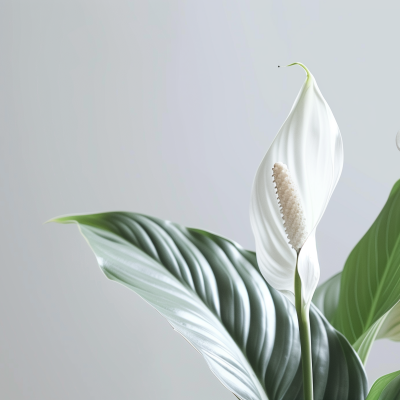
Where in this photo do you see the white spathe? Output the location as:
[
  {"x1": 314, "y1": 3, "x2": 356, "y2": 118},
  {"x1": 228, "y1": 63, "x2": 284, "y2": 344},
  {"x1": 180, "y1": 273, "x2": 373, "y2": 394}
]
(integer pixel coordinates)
[{"x1": 250, "y1": 63, "x2": 343, "y2": 307}]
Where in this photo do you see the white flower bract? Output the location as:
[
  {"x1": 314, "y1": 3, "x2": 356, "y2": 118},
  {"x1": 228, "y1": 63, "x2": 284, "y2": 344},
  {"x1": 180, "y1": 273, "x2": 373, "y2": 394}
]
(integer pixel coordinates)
[
  {"x1": 250, "y1": 63, "x2": 343, "y2": 305},
  {"x1": 272, "y1": 162, "x2": 308, "y2": 251}
]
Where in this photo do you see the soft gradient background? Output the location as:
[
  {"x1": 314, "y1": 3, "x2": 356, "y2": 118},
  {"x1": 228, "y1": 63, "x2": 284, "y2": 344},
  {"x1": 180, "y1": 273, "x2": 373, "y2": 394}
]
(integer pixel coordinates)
[{"x1": 1, "y1": 1, "x2": 400, "y2": 398}]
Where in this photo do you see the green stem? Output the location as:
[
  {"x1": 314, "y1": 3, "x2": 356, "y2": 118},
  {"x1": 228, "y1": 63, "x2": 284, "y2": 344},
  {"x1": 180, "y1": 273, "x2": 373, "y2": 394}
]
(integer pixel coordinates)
[{"x1": 295, "y1": 253, "x2": 314, "y2": 400}]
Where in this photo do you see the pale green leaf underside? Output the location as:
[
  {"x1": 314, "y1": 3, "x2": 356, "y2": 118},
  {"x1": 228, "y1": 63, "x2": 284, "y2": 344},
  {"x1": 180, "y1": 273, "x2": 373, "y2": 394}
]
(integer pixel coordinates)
[
  {"x1": 54, "y1": 212, "x2": 367, "y2": 400},
  {"x1": 366, "y1": 370, "x2": 400, "y2": 399}
]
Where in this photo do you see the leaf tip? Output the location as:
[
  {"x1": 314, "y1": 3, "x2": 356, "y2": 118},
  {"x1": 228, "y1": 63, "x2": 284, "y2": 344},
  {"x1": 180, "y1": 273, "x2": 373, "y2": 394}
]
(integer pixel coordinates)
[{"x1": 45, "y1": 214, "x2": 78, "y2": 225}]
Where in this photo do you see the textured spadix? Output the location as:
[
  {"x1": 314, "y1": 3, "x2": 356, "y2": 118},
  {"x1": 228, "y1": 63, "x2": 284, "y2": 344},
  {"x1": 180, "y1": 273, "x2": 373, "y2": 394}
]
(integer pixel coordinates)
[
  {"x1": 272, "y1": 162, "x2": 308, "y2": 251},
  {"x1": 250, "y1": 63, "x2": 343, "y2": 306}
]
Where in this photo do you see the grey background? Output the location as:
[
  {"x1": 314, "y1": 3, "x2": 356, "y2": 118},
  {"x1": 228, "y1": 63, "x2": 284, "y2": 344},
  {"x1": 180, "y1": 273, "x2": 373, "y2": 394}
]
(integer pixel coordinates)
[{"x1": 1, "y1": 0, "x2": 400, "y2": 398}]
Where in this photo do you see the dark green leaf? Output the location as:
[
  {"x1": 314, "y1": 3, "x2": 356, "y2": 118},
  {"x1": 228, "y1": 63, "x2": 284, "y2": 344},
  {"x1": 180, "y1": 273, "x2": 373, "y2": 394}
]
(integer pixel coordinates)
[{"x1": 54, "y1": 212, "x2": 368, "y2": 400}]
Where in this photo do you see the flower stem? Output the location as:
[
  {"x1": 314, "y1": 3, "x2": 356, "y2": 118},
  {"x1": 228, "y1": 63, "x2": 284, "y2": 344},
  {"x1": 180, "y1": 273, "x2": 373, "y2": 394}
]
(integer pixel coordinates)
[{"x1": 294, "y1": 254, "x2": 314, "y2": 400}]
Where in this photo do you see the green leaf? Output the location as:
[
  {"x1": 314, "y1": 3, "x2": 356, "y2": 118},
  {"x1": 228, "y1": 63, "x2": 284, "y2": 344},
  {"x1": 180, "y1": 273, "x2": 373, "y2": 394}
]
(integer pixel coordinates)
[
  {"x1": 366, "y1": 370, "x2": 400, "y2": 400},
  {"x1": 313, "y1": 180, "x2": 400, "y2": 364},
  {"x1": 313, "y1": 272, "x2": 400, "y2": 363},
  {"x1": 53, "y1": 212, "x2": 367, "y2": 400},
  {"x1": 313, "y1": 273, "x2": 341, "y2": 323}
]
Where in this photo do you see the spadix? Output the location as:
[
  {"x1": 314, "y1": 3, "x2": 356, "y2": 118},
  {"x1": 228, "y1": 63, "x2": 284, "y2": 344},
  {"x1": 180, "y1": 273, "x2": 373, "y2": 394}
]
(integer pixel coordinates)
[{"x1": 272, "y1": 162, "x2": 308, "y2": 252}]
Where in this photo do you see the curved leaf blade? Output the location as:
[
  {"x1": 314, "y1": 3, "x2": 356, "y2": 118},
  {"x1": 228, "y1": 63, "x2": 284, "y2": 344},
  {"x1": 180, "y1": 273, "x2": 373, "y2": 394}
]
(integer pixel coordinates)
[
  {"x1": 322, "y1": 180, "x2": 400, "y2": 363},
  {"x1": 366, "y1": 370, "x2": 400, "y2": 400},
  {"x1": 54, "y1": 212, "x2": 367, "y2": 400}
]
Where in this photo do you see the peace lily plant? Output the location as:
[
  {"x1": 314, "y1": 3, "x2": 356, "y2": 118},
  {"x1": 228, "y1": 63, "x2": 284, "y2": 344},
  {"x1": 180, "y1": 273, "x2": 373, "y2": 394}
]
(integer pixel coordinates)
[{"x1": 51, "y1": 64, "x2": 400, "y2": 400}]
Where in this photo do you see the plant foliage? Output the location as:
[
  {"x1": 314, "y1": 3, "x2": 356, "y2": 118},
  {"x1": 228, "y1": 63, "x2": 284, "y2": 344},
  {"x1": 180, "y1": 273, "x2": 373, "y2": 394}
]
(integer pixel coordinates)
[
  {"x1": 54, "y1": 212, "x2": 368, "y2": 400},
  {"x1": 313, "y1": 180, "x2": 400, "y2": 364}
]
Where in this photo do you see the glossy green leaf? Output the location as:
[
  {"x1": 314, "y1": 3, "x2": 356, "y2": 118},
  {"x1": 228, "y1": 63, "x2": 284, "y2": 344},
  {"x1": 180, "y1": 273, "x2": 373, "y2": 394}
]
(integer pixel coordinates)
[
  {"x1": 366, "y1": 370, "x2": 400, "y2": 400},
  {"x1": 313, "y1": 180, "x2": 400, "y2": 364},
  {"x1": 53, "y1": 212, "x2": 367, "y2": 400}
]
